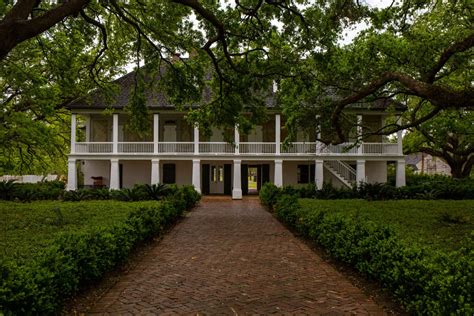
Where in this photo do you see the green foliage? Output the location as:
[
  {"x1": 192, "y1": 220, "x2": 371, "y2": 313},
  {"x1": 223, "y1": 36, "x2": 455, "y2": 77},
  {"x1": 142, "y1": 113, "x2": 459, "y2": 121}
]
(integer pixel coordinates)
[
  {"x1": 2, "y1": 181, "x2": 200, "y2": 203},
  {"x1": 262, "y1": 177, "x2": 474, "y2": 204},
  {"x1": 142, "y1": 183, "x2": 173, "y2": 201},
  {"x1": 259, "y1": 182, "x2": 281, "y2": 209},
  {"x1": 0, "y1": 179, "x2": 16, "y2": 200},
  {"x1": 403, "y1": 110, "x2": 474, "y2": 178},
  {"x1": 5, "y1": 180, "x2": 65, "y2": 202},
  {"x1": 270, "y1": 197, "x2": 474, "y2": 314},
  {"x1": 0, "y1": 186, "x2": 200, "y2": 314}
]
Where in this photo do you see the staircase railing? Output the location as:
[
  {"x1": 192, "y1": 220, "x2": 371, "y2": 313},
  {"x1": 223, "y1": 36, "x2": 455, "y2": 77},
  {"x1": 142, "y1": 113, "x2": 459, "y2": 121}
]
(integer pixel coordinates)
[{"x1": 320, "y1": 143, "x2": 357, "y2": 186}]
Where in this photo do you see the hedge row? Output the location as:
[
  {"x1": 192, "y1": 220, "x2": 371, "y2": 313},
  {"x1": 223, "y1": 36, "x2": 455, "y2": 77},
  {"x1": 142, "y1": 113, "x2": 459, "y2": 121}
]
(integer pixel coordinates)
[
  {"x1": 0, "y1": 187, "x2": 200, "y2": 315},
  {"x1": 260, "y1": 183, "x2": 473, "y2": 315},
  {"x1": 0, "y1": 180, "x2": 191, "y2": 202},
  {"x1": 265, "y1": 180, "x2": 474, "y2": 201}
]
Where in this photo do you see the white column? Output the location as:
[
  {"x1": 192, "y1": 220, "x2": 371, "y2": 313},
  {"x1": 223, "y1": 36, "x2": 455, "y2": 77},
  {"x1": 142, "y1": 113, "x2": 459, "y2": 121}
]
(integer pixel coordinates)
[
  {"x1": 192, "y1": 159, "x2": 201, "y2": 193},
  {"x1": 85, "y1": 115, "x2": 90, "y2": 142},
  {"x1": 396, "y1": 159, "x2": 406, "y2": 187},
  {"x1": 356, "y1": 160, "x2": 366, "y2": 185},
  {"x1": 151, "y1": 158, "x2": 160, "y2": 185},
  {"x1": 154, "y1": 113, "x2": 159, "y2": 154},
  {"x1": 234, "y1": 125, "x2": 240, "y2": 154},
  {"x1": 70, "y1": 114, "x2": 76, "y2": 154},
  {"x1": 232, "y1": 159, "x2": 242, "y2": 199},
  {"x1": 274, "y1": 159, "x2": 283, "y2": 187},
  {"x1": 357, "y1": 115, "x2": 363, "y2": 155},
  {"x1": 315, "y1": 159, "x2": 324, "y2": 190},
  {"x1": 110, "y1": 158, "x2": 120, "y2": 190},
  {"x1": 112, "y1": 113, "x2": 119, "y2": 154},
  {"x1": 316, "y1": 117, "x2": 322, "y2": 154},
  {"x1": 275, "y1": 114, "x2": 281, "y2": 155},
  {"x1": 66, "y1": 158, "x2": 77, "y2": 191},
  {"x1": 194, "y1": 124, "x2": 199, "y2": 155}
]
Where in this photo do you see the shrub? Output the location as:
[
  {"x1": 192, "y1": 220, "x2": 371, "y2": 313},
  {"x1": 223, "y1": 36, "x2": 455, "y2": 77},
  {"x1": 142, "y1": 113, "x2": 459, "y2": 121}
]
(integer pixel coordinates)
[
  {"x1": 0, "y1": 180, "x2": 17, "y2": 200},
  {"x1": 0, "y1": 191, "x2": 200, "y2": 314},
  {"x1": 270, "y1": 196, "x2": 473, "y2": 314},
  {"x1": 356, "y1": 182, "x2": 398, "y2": 200},
  {"x1": 140, "y1": 183, "x2": 172, "y2": 200},
  {"x1": 259, "y1": 182, "x2": 281, "y2": 208}
]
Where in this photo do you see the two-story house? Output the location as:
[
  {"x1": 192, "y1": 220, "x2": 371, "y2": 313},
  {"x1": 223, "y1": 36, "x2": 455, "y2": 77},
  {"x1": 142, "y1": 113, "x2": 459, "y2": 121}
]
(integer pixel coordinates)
[{"x1": 66, "y1": 71, "x2": 406, "y2": 199}]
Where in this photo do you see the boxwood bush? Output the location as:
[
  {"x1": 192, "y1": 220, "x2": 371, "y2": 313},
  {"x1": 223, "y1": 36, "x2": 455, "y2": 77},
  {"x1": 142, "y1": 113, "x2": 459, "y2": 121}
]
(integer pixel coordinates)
[
  {"x1": 266, "y1": 193, "x2": 473, "y2": 314},
  {"x1": 0, "y1": 187, "x2": 200, "y2": 315},
  {"x1": 259, "y1": 177, "x2": 474, "y2": 204}
]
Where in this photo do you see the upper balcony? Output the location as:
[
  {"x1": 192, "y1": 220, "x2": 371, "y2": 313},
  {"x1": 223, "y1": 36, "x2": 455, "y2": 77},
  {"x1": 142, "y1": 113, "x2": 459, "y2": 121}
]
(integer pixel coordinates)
[
  {"x1": 70, "y1": 112, "x2": 403, "y2": 158},
  {"x1": 72, "y1": 141, "x2": 399, "y2": 156}
]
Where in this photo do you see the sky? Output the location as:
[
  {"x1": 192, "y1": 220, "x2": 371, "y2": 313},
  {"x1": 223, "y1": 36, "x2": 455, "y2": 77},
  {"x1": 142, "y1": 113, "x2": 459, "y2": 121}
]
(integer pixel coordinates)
[{"x1": 340, "y1": 0, "x2": 395, "y2": 44}]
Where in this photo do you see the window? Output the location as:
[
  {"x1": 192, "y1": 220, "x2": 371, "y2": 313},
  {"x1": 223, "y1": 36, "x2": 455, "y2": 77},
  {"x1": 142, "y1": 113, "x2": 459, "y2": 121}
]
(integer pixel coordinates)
[{"x1": 211, "y1": 165, "x2": 224, "y2": 182}]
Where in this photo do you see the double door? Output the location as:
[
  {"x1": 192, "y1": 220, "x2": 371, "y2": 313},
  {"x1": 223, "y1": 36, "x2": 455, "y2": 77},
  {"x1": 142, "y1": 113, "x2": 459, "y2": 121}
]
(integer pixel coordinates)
[
  {"x1": 202, "y1": 163, "x2": 270, "y2": 195},
  {"x1": 202, "y1": 164, "x2": 232, "y2": 195}
]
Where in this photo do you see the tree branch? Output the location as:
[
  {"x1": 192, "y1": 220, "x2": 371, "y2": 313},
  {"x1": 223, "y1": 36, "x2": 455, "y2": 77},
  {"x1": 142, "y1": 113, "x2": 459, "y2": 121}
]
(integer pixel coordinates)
[
  {"x1": 0, "y1": 0, "x2": 90, "y2": 59},
  {"x1": 424, "y1": 32, "x2": 474, "y2": 83}
]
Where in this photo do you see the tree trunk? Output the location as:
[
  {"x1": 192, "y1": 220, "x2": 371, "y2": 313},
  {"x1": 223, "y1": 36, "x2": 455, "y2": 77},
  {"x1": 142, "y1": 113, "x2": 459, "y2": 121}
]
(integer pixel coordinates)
[{"x1": 446, "y1": 156, "x2": 472, "y2": 179}]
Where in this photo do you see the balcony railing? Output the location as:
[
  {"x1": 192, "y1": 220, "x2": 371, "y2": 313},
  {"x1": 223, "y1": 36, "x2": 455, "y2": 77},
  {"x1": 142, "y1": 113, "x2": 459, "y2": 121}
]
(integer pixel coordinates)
[
  {"x1": 157, "y1": 142, "x2": 194, "y2": 153},
  {"x1": 118, "y1": 142, "x2": 154, "y2": 153},
  {"x1": 240, "y1": 142, "x2": 276, "y2": 154},
  {"x1": 73, "y1": 141, "x2": 401, "y2": 156},
  {"x1": 322, "y1": 143, "x2": 359, "y2": 154},
  {"x1": 75, "y1": 142, "x2": 113, "y2": 153},
  {"x1": 281, "y1": 142, "x2": 316, "y2": 154},
  {"x1": 363, "y1": 143, "x2": 399, "y2": 154},
  {"x1": 199, "y1": 142, "x2": 235, "y2": 154}
]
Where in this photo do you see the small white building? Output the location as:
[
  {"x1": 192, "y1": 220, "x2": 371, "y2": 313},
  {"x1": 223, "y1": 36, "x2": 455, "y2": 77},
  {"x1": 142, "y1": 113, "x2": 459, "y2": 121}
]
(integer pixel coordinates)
[{"x1": 66, "y1": 72, "x2": 406, "y2": 199}]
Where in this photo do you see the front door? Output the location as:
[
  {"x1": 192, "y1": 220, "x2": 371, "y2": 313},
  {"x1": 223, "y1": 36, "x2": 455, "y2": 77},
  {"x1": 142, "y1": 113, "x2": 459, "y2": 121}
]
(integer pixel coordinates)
[{"x1": 209, "y1": 164, "x2": 224, "y2": 194}]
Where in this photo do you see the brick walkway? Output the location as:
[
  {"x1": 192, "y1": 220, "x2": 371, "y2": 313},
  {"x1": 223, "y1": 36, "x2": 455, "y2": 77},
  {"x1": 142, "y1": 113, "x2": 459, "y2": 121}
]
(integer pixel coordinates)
[{"x1": 89, "y1": 197, "x2": 384, "y2": 315}]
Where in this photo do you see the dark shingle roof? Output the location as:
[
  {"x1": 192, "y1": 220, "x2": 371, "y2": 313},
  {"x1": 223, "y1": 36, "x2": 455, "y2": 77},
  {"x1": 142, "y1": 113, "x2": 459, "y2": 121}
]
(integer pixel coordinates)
[
  {"x1": 67, "y1": 70, "x2": 402, "y2": 112},
  {"x1": 347, "y1": 98, "x2": 407, "y2": 112},
  {"x1": 67, "y1": 71, "x2": 174, "y2": 110}
]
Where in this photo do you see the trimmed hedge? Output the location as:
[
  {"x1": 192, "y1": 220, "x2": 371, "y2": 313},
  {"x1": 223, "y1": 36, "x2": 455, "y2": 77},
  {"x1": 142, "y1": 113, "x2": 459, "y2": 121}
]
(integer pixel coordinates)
[
  {"x1": 259, "y1": 179, "x2": 474, "y2": 203},
  {"x1": 0, "y1": 187, "x2": 200, "y2": 315},
  {"x1": 263, "y1": 191, "x2": 473, "y2": 314},
  {"x1": 0, "y1": 180, "x2": 195, "y2": 202}
]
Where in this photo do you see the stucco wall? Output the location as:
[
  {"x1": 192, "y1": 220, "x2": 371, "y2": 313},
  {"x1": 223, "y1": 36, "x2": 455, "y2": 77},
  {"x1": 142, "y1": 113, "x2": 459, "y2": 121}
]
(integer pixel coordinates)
[
  {"x1": 365, "y1": 161, "x2": 387, "y2": 183},
  {"x1": 121, "y1": 160, "x2": 151, "y2": 188},
  {"x1": 82, "y1": 160, "x2": 110, "y2": 187},
  {"x1": 323, "y1": 168, "x2": 348, "y2": 189}
]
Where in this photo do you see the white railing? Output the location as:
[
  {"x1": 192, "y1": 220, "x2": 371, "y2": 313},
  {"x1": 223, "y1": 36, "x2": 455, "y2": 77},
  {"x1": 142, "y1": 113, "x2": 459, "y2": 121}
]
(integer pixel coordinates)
[
  {"x1": 75, "y1": 142, "x2": 113, "y2": 153},
  {"x1": 325, "y1": 160, "x2": 356, "y2": 184},
  {"x1": 157, "y1": 142, "x2": 194, "y2": 153},
  {"x1": 240, "y1": 142, "x2": 276, "y2": 154},
  {"x1": 73, "y1": 141, "x2": 400, "y2": 156},
  {"x1": 322, "y1": 143, "x2": 359, "y2": 154},
  {"x1": 281, "y1": 142, "x2": 316, "y2": 154},
  {"x1": 363, "y1": 143, "x2": 399, "y2": 154},
  {"x1": 118, "y1": 142, "x2": 154, "y2": 153},
  {"x1": 199, "y1": 142, "x2": 235, "y2": 154}
]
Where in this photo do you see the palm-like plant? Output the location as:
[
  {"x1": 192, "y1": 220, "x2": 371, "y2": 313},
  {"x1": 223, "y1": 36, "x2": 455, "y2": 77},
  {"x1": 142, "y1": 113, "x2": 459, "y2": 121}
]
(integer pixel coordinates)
[
  {"x1": 143, "y1": 184, "x2": 170, "y2": 200},
  {"x1": 0, "y1": 180, "x2": 17, "y2": 200}
]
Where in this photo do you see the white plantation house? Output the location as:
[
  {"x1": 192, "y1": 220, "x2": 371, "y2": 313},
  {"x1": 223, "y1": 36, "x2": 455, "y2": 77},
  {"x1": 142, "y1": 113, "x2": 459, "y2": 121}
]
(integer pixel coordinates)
[{"x1": 66, "y1": 72, "x2": 406, "y2": 199}]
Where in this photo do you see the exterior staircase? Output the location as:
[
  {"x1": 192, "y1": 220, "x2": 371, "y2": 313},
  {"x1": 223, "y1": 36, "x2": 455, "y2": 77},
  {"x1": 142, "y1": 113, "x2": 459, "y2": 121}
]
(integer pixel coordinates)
[
  {"x1": 323, "y1": 160, "x2": 356, "y2": 188},
  {"x1": 319, "y1": 143, "x2": 357, "y2": 188}
]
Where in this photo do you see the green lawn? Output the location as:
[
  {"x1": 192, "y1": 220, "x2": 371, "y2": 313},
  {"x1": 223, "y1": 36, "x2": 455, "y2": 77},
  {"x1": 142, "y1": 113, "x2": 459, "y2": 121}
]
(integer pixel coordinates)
[
  {"x1": 299, "y1": 199, "x2": 474, "y2": 253},
  {"x1": 0, "y1": 200, "x2": 160, "y2": 263}
]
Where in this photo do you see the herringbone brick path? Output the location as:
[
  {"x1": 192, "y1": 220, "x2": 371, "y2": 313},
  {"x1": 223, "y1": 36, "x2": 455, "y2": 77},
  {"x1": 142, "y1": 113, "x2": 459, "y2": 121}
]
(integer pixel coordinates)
[{"x1": 88, "y1": 197, "x2": 384, "y2": 315}]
